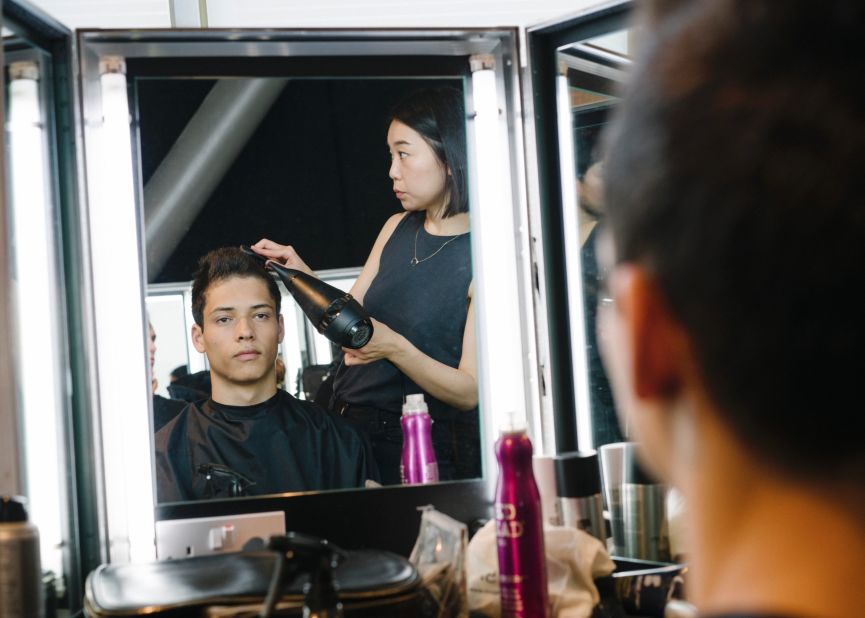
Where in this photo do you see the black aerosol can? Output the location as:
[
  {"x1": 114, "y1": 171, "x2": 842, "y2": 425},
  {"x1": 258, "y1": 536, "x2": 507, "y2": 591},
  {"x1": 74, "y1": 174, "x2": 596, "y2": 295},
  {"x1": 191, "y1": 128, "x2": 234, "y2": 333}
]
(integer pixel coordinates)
[{"x1": 0, "y1": 496, "x2": 43, "y2": 617}]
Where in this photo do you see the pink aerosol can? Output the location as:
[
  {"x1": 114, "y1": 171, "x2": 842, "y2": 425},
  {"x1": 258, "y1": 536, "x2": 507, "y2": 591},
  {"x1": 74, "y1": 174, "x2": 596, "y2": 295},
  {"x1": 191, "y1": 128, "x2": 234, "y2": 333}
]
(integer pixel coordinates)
[
  {"x1": 494, "y1": 414, "x2": 549, "y2": 618},
  {"x1": 400, "y1": 394, "x2": 439, "y2": 484}
]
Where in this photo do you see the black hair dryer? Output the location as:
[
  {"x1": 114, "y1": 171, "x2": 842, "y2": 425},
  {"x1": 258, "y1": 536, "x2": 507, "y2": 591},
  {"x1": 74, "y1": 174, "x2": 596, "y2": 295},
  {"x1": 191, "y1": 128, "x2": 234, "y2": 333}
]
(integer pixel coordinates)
[{"x1": 268, "y1": 261, "x2": 374, "y2": 350}]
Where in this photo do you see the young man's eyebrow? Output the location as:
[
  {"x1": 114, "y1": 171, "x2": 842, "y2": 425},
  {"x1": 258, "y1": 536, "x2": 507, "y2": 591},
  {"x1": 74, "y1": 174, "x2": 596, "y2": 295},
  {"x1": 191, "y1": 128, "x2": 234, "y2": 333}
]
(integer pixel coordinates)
[{"x1": 209, "y1": 303, "x2": 273, "y2": 316}]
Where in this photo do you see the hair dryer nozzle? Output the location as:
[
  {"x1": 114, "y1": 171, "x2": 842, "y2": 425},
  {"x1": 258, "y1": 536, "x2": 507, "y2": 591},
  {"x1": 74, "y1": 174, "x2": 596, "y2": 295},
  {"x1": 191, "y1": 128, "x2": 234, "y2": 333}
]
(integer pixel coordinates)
[{"x1": 266, "y1": 261, "x2": 373, "y2": 349}]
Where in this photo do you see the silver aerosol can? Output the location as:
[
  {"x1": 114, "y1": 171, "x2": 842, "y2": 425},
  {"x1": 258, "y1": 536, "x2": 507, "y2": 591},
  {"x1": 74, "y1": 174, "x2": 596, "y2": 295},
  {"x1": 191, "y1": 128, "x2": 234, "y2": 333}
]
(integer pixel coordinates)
[
  {"x1": 621, "y1": 450, "x2": 671, "y2": 562},
  {"x1": 554, "y1": 451, "x2": 606, "y2": 542},
  {"x1": 0, "y1": 496, "x2": 43, "y2": 618}
]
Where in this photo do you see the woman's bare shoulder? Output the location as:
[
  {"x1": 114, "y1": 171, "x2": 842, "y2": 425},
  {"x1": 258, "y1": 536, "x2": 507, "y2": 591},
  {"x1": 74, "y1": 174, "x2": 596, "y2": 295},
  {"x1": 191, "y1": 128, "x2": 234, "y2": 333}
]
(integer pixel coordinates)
[{"x1": 378, "y1": 211, "x2": 410, "y2": 240}]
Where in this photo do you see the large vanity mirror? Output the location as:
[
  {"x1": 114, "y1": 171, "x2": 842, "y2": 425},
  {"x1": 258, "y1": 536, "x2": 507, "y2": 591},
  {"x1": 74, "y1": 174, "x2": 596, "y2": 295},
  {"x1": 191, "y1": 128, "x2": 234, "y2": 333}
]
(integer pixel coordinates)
[
  {"x1": 76, "y1": 28, "x2": 535, "y2": 559},
  {"x1": 138, "y1": 73, "x2": 483, "y2": 501}
]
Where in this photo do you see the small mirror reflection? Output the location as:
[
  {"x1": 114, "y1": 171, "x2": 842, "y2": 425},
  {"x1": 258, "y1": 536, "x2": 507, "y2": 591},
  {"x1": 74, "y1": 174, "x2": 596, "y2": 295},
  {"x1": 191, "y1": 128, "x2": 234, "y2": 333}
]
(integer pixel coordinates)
[{"x1": 558, "y1": 28, "x2": 634, "y2": 449}]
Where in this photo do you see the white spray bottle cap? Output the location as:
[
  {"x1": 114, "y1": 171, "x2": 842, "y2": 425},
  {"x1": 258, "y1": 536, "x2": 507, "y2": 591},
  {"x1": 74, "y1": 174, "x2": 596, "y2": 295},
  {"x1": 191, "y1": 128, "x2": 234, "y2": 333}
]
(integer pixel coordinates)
[
  {"x1": 402, "y1": 393, "x2": 428, "y2": 416},
  {"x1": 499, "y1": 410, "x2": 527, "y2": 435}
]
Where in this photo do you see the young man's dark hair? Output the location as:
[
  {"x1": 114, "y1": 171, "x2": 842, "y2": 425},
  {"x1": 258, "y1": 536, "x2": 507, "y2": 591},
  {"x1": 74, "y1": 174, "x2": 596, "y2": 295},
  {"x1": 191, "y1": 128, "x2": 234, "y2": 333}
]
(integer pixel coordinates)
[
  {"x1": 191, "y1": 247, "x2": 281, "y2": 328},
  {"x1": 598, "y1": 1, "x2": 865, "y2": 615}
]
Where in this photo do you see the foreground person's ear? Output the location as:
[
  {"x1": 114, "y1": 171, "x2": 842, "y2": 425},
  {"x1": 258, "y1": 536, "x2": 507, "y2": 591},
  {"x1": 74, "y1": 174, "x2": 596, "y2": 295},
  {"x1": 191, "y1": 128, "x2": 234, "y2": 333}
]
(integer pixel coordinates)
[{"x1": 612, "y1": 265, "x2": 688, "y2": 402}]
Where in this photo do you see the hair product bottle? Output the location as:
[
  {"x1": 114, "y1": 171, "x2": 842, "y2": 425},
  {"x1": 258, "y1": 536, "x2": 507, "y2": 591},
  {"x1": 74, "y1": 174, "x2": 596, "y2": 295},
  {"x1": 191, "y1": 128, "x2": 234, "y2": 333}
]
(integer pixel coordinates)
[
  {"x1": 555, "y1": 450, "x2": 607, "y2": 543},
  {"x1": 622, "y1": 447, "x2": 671, "y2": 562},
  {"x1": 400, "y1": 394, "x2": 439, "y2": 484},
  {"x1": 494, "y1": 414, "x2": 549, "y2": 618},
  {"x1": 0, "y1": 496, "x2": 43, "y2": 618}
]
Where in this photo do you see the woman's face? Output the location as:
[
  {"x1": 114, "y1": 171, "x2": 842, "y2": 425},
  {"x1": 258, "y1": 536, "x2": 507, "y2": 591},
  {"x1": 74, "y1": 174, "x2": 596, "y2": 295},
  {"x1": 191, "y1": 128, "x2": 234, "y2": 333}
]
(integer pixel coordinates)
[{"x1": 387, "y1": 120, "x2": 449, "y2": 216}]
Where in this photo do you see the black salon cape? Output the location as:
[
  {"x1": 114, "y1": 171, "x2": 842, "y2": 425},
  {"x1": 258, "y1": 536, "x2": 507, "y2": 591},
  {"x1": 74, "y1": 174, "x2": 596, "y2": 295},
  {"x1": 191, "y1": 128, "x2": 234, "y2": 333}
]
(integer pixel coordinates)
[
  {"x1": 154, "y1": 389, "x2": 372, "y2": 502},
  {"x1": 153, "y1": 394, "x2": 186, "y2": 433}
]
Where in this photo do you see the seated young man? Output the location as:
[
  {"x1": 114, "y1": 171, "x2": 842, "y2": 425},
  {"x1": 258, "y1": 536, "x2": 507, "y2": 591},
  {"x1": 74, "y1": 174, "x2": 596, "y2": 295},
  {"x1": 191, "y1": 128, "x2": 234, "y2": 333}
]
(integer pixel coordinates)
[
  {"x1": 155, "y1": 247, "x2": 374, "y2": 502},
  {"x1": 598, "y1": 2, "x2": 865, "y2": 617}
]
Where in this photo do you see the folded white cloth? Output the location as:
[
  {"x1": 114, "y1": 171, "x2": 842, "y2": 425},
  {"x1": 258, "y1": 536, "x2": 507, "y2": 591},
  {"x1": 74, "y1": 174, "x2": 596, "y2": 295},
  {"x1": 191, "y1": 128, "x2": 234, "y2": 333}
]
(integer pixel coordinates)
[{"x1": 467, "y1": 521, "x2": 615, "y2": 617}]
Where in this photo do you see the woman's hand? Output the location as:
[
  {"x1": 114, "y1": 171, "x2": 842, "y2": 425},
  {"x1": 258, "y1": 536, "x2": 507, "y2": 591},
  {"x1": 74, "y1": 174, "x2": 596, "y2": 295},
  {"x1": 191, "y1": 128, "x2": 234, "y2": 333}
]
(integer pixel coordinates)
[
  {"x1": 251, "y1": 238, "x2": 315, "y2": 277},
  {"x1": 342, "y1": 319, "x2": 405, "y2": 366}
]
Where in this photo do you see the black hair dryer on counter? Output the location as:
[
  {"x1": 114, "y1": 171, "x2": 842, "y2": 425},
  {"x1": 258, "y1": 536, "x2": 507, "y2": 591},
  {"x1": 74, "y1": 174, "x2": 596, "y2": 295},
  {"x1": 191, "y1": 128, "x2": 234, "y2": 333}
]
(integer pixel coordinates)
[{"x1": 241, "y1": 245, "x2": 373, "y2": 349}]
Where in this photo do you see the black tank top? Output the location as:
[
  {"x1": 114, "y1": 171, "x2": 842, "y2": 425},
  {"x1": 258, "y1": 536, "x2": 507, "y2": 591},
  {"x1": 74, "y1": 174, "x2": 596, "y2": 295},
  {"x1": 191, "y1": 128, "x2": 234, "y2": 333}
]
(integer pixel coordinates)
[{"x1": 332, "y1": 211, "x2": 472, "y2": 419}]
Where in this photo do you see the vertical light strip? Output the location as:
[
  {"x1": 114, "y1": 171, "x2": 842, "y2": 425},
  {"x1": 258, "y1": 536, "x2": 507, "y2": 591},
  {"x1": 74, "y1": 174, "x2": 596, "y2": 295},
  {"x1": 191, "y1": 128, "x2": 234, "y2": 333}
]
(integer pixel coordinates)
[
  {"x1": 6, "y1": 61, "x2": 64, "y2": 577},
  {"x1": 556, "y1": 72, "x2": 593, "y2": 451},
  {"x1": 87, "y1": 56, "x2": 155, "y2": 562},
  {"x1": 468, "y1": 56, "x2": 529, "y2": 460}
]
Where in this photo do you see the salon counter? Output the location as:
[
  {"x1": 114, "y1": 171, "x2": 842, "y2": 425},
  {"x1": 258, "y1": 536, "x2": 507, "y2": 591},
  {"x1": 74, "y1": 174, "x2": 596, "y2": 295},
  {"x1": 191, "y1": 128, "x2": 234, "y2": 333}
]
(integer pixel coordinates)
[{"x1": 154, "y1": 478, "x2": 491, "y2": 557}]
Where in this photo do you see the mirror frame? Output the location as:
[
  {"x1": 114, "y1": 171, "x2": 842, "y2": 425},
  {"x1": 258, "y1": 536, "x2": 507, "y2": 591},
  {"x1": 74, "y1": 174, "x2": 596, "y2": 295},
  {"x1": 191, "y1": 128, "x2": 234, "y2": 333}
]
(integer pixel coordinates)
[
  {"x1": 526, "y1": 0, "x2": 632, "y2": 453},
  {"x1": 75, "y1": 27, "x2": 541, "y2": 562},
  {"x1": 2, "y1": 0, "x2": 102, "y2": 610}
]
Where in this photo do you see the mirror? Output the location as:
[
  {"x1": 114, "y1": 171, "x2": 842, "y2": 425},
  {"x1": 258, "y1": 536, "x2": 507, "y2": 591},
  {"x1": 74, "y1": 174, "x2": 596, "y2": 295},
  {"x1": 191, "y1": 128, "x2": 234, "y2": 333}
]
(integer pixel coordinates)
[
  {"x1": 77, "y1": 28, "x2": 535, "y2": 560},
  {"x1": 526, "y1": 3, "x2": 633, "y2": 454},
  {"x1": 140, "y1": 74, "x2": 483, "y2": 501},
  {"x1": 3, "y1": 21, "x2": 64, "y2": 583},
  {"x1": 557, "y1": 27, "x2": 634, "y2": 449},
  {"x1": 2, "y1": 4, "x2": 80, "y2": 603},
  {"x1": 79, "y1": 30, "x2": 537, "y2": 524}
]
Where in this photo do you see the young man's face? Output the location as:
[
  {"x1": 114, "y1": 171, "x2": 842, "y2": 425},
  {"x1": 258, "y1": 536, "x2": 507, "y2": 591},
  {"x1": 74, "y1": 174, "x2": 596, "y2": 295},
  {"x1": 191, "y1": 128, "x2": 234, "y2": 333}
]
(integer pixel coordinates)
[{"x1": 191, "y1": 275, "x2": 284, "y2": 391}]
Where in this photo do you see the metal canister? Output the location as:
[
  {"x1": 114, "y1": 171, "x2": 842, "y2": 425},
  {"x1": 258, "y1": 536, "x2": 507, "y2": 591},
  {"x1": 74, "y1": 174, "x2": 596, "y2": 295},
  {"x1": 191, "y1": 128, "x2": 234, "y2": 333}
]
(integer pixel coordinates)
[
  {"x1": 621, "y1": 452, "x2": 671, "y2": 562},
  {"x1": 554, "y1": 451, "x2": 606, "y2": 542},
  {"x1": 0, "y1": 496, "x2": 43, "y2": 618}
]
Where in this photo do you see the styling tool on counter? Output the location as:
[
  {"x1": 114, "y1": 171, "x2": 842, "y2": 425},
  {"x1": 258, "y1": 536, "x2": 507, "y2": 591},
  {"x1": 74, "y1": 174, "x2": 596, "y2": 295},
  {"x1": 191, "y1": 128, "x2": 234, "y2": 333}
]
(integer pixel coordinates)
[
  {"x1": 554, "y1": 451, "x2": 606, "y2": 542},
  {"x1": 240, "y1": 244, "x2": 373, "y2": 349},
  {"x1": 0, "y1": 495, "x2": 43, "y2": 618},
  {"x1": 259, "y1": 533, "x2": 345, "y2": 618},
  {"x1": 400, "y1": 394, "x2": 439, "y2": 485},
  {"x1": 494, "y1": 412, "x2": 549, "y2": 617}
]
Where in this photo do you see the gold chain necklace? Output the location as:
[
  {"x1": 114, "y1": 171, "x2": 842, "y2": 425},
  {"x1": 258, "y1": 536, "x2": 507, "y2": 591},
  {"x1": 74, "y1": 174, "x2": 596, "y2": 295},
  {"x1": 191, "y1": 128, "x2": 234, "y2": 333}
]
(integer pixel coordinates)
[{"x1": 410, "y1": 225, "x2": 460, "y2": 266}]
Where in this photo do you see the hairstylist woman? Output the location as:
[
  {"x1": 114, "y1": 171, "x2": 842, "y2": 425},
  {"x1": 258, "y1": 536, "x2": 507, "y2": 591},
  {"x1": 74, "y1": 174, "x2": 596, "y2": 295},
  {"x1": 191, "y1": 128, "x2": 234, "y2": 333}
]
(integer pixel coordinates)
[{"x1": 252, "y1": 88, "x2": 478, "y2": 485}]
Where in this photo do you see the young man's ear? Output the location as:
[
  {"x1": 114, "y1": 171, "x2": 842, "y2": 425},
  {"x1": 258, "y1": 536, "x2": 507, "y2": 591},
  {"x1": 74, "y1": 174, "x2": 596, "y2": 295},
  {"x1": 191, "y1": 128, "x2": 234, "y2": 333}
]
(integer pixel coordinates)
[
  {"x1": 191, "y1": 323, "x2": 206, "y2": 354},
  {"x1": 278, "y1": 314, "x2": 285, "y2": 344},
  {"x1": 614, "y1": 265, "x2": 687, "y2": 400}
]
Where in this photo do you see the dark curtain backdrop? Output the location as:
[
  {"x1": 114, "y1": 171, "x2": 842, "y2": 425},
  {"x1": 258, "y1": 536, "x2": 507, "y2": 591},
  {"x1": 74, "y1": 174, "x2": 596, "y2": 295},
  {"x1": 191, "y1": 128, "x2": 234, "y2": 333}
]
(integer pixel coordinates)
[{"x1": 136, "y1": 77, "x2": 459, "y2": 283}]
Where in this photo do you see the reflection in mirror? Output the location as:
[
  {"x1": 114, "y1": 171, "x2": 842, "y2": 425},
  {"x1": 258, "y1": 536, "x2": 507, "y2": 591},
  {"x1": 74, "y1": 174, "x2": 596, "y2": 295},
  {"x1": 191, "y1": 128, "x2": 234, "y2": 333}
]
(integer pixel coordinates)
[
  {"x1": 557, "y1": 29, "x2": 633, "y2": 450},
  {"x1": 3, "y1": 30, "x2": 67, "y2": 583},
  {"x1": 136, "y1": 77, "x2": 482, "y2": 502}
]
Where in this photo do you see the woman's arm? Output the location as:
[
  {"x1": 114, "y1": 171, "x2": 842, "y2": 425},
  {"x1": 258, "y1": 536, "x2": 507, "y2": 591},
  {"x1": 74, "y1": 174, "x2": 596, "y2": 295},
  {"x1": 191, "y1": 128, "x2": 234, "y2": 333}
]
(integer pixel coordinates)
[
  {"x1": 251, "y1": 211, "x2": 404, "y2": 298},
  {"x1": 343, "y1": 283, "x2": 478, "y2": 411}
]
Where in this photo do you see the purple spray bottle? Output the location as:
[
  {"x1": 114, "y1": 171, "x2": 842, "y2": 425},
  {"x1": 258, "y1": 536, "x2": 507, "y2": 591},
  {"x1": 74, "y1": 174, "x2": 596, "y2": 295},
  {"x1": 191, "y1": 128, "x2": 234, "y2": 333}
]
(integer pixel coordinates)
[
  {"x1": 400, "y1": 394, "x2": 439, "y2": 485},
  {"x1": 495, "y1": 413, "x2": 549, "y2": 618}
]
